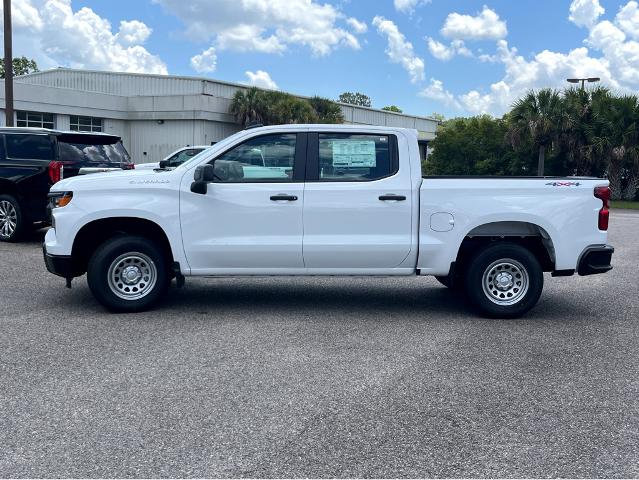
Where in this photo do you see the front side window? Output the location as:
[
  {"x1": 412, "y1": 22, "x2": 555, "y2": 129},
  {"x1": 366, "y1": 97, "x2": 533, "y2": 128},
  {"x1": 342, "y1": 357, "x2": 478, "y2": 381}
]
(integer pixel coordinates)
[
  {"x1": 211, "y1": 134, "x2": 296, "y2": 182},
  {"x1": 5, "y1": 134, "x2": 54, "y2": 160},
  {"x1": 70, "y1": 116, "x2": 103, "y2": 132},
  {"x1": 318, "y1": 134, "x2": 394, "y2": 181},
  {"x1": 16, "y1": 111, "x2": 54, "y2": 129}
]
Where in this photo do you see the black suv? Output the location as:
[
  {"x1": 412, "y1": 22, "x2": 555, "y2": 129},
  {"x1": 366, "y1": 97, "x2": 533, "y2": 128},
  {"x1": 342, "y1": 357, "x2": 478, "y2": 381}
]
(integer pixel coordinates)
[{"x1": 0, "y1": 128, "x2": 133, "y2": 242}]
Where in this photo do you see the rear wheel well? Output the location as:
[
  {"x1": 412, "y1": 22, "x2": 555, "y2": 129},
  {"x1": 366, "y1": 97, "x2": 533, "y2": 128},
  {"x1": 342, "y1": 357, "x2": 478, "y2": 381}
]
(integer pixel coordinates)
[
  {"x1": 455, "y1": 222, "x2": 556, "y2": 275},
  {"x1": 72, "y1": 217, "x2": 174, "y2": 276}
]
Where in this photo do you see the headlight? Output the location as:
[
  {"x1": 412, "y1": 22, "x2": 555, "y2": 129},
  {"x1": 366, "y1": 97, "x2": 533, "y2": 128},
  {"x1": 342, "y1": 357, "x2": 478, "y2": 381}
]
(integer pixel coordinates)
[{"x1": 48, "y1": 191, "x2": 73, "y2": 208}]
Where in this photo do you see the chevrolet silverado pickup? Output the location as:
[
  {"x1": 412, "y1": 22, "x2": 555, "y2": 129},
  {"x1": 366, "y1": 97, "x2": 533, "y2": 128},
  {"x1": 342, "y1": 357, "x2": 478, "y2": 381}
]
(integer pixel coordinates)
[{"x1": 43, "y1": 125, "x2": 614, "y2": 318}]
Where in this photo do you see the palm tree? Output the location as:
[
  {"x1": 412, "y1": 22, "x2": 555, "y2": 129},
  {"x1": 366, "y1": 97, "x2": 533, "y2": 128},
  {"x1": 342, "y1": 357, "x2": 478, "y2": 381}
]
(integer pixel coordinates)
[
  {"x1": 588, "y1": 93, "x2": 639, "y2": 200},
  {"x1": 229, "y1": 87, "x2": 268, "y2": 127},
  {"x1": 560, "y1": 87, "x2": 596, "y2": 175},
  {"x1": 507, "y1": 89, "x2": 564, "y2": 176}
]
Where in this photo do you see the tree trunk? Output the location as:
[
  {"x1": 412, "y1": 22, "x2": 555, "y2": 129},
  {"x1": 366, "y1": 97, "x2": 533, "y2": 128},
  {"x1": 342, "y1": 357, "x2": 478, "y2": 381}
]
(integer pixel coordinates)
[
  {"x1": 622, "y1": 168, "x2": 639, "y2": 200},
  {"x1": 537, "y1": 144, "x2": 545, "y2": 176},
  {"x1": 608, "y1": 161, "x2": 623, "y2": 201}
]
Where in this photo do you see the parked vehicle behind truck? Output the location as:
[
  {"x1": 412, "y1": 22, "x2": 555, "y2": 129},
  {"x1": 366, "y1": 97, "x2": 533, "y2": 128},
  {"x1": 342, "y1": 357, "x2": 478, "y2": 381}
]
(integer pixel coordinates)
[
  {"x1": 0, "y1": 127, "x2": 133, "y2": 242},
  {"x1": 43, "y1": 125, "x2": 614, "y2": 318}
]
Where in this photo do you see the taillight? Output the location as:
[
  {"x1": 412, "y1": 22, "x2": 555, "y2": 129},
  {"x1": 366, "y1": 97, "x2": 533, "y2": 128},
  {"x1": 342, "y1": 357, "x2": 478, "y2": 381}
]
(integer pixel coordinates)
[
  {"x1": 48, "y1": 161, "x2": 64, "y2": 184},
  {"x1": 123, "y1": 163, "x2": 135, "y2": 170},
  {"x1": 594, "y1": 186, "x2": 610, "y2": 231}
]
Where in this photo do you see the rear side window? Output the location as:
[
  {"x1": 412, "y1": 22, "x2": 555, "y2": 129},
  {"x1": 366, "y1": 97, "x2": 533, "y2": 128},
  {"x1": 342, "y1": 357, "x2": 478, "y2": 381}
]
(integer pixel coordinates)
[
  {"x1": 5, "y1": 134, "x2": 54, "y2": 160},
  {"x1": 317, "y1": 134, "x2": 396, "y2": 181}
]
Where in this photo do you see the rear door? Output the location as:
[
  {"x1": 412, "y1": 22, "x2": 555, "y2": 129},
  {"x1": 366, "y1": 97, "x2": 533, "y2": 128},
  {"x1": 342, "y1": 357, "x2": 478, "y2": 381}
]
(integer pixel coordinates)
[
  {"x1": 180, "y1": 132, "x2": 307, "y2": 273},
  {"x1": 302, "y1": 132, "x2": 414, "y2": 270}
]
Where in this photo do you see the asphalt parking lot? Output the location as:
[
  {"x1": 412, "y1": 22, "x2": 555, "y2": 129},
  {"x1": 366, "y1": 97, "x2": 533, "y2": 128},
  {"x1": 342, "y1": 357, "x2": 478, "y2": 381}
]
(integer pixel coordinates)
[{"x1": 1, "y1": 212, "x2": 638, "y2": 478}]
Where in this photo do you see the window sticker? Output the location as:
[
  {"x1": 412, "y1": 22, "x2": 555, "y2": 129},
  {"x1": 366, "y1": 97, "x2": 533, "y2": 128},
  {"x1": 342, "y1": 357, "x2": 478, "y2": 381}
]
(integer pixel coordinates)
[{"x1": 331, "y1": 140, "x2": 377, "y2": 168}]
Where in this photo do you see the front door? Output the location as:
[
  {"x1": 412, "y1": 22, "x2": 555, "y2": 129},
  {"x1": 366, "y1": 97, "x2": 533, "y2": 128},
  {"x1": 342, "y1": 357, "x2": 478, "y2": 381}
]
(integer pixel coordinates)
[
  {"x1": 180, "y1": 132, "x2": 306, "y2": 274},
  {"x1": 302, "y1": 132, "x2": 413, "y2": 270}
]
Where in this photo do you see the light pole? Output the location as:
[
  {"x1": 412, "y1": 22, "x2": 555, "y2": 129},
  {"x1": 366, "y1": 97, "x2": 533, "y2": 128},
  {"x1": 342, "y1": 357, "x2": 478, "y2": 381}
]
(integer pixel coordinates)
[
  {"x1": 3, "y1": 0, "x2": 14, "y2": 127},
  {"x1": 567, "y1": 77, "x2": 600, "y2": 90}
]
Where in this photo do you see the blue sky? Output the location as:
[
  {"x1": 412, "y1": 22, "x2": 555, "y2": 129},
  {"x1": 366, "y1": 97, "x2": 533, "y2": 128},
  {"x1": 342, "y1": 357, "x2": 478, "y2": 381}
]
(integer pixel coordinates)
[{"x1": 4, "y1": 0, "x2": 638, "y2": 117}]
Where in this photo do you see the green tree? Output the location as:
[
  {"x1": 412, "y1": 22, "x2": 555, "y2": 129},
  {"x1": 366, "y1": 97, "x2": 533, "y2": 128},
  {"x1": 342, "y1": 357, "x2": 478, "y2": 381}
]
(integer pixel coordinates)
[
  {"x1": 507, "y1": 88, "x2": 564, "y2": 176},
  {"x1": 425, "y1": 115, "x2": 534, "y2": 176},
  {"x1": 0, "y1": 56, "x2": 39, "y2": 78},
  {"x1": 264, "y1": 91, "x2": 318, "y2": 125},
  {"x1": 382, "y1": 105, "x2": 402, "y2": 113},
  {"x1": 588, "y1": 92, "x2": 639, "y2": 199},
  {"x1": 308, "y1": 96, "x2": 344, "y2": 124},
  {"x1": 338, "y1": 92, "x2": 372, "y2": 108},
  {"x1": 229, "y1": 87, "x2": 269, "y2": 127}
]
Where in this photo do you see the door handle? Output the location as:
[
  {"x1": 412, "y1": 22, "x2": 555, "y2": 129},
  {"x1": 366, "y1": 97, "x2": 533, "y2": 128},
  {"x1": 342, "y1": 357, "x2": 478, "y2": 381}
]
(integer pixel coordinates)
[
  {"x1": 270, "y1": 194, "x2": 298, "y2": 201},
  {"x1": 379, "y1": 194, "x2": 407, "y2": 201}
]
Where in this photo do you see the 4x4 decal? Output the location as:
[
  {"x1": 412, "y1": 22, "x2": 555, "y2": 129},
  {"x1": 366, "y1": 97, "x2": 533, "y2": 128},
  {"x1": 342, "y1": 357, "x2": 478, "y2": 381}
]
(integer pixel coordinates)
[{"x1": 546, "y1": 181, "x2": 582, "y2": 187}]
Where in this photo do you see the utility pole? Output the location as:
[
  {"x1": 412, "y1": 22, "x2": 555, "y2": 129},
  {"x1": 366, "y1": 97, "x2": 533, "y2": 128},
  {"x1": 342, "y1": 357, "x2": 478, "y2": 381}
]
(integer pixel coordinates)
[{"x1": 3, "y1": 0, "x2": 14, "y2": 126}]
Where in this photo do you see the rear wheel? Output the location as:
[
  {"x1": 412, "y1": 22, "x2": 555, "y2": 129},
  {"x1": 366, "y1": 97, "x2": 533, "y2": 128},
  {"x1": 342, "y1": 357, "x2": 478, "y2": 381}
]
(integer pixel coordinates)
[
  {"x1": 464, "y1": 242, "x2": 543, "y2": 318},
  {"x1": 0, "y1": 195, "x2": 25, "y2": 242},
  {"x1": 87, "y1": 235, "x2": 169, "y2": 312}
]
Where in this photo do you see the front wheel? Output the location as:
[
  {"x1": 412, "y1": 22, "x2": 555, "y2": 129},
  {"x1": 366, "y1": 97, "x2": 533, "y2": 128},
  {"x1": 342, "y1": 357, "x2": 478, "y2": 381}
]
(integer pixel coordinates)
[
  {"x1": 464, "y1": 242, "x2": 543, "y2": 318},
  {"x1": 87, "y1": 235, "x2": 169, "y2": 312}
]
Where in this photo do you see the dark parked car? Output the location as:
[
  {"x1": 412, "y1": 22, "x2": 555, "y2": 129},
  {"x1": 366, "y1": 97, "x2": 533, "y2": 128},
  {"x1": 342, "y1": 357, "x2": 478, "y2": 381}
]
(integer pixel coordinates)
[{"x1": 0, "y1": 127, "x2": 133, "y2": 242}]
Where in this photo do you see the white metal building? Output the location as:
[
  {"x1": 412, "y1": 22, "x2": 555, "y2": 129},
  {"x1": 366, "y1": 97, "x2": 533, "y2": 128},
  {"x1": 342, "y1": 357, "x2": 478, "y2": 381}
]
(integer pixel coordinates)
[{"x1": 0, "y1": 69, "x2": 437, "y2": 164}]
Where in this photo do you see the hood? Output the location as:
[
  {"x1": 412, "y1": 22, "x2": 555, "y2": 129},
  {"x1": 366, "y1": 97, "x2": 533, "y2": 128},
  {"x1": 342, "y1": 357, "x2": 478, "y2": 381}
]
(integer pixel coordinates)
[{"x1": 51, "y1": 168, "x2": 177, "y2": 192}]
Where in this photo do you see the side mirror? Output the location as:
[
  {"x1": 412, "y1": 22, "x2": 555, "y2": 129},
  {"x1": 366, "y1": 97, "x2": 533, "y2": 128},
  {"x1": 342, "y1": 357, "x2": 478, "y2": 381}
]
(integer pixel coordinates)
[
  {"x1": 191, "y1": 164, "x2": 216, "y2": 194},
  {"x1": 159, "y1": 160, "x2": 169, "y2": 169}
]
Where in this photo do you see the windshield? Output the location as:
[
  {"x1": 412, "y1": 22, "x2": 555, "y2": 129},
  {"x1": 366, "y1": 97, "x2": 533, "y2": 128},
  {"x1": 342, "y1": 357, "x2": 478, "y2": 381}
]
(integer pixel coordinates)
[{"x1": 58, "y1": 141, "x2": 132, "y2": 165}]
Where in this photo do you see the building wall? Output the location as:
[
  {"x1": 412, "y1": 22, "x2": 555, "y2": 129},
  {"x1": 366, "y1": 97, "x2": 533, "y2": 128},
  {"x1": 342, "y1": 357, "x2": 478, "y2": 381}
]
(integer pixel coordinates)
[{"x1": 1, "y1": 69, "x2": 438, "y2": 164}]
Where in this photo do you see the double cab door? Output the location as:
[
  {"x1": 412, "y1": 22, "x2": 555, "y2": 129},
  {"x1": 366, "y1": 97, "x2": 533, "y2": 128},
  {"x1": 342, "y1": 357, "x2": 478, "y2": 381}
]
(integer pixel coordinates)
[{"x1": 180, "y1": 130, "x2": 413, "y2": 274}]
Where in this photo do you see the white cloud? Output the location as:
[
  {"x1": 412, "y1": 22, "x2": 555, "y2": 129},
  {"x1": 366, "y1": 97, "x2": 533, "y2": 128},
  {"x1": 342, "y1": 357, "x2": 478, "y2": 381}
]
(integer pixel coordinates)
[
  {"x1": 373, "y1": 16, "x2": 425, "y2": 83},
  {"x1": 441, "y1": 6, "x2": 507, "y2": 41},
  {"x1": 394, "y1": 0, "x2": 431, "y2": 14},
  {"x1": 0, "y1": 0, "x2": 166, "y2": 74},
  {"x1": 153, "y1": 0, "x2": 365, "y2": 57},
  {"x1": 347, "y1": 17, "x2": 368, "y2": 34},
  {"x1": 244, "y1": 70, "x2": 279, "y2": 90},
  {"x1": 424, "y1": 1, "x2": 639, "y2": 115},
  {"x1": 190, "y1": 47, "x2": 217, "y2": 73},
  {"x1": 569, "y1": 0, "x2": 605, "y2": 28},
  {"x1": 427, "y1": 38, "x2": 472, "y2": 61},
  {"x1": 419, "y1": 78, "x2": 461, "y2": 108},
  {"x1": 452, "y1": 40, "x2": 616, "y2": 115},
  {"x1": 615, "y1": 1, "x2": 639, "y2": 39}
]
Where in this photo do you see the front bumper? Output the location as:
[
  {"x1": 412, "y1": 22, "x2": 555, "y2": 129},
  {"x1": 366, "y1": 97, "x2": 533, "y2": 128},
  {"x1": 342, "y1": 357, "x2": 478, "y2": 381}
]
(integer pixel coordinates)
[
  {"x1": 43, "y1": 244, "x2": 80, "y2": 279},
  {"x1": 578, "y1": 245, "x2": 614, "y2": 276}
]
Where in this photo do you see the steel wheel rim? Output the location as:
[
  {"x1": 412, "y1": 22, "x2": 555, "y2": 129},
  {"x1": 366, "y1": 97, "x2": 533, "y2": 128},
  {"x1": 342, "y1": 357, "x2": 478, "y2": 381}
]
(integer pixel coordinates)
[
  {"x1": 481, "y1": 258, "x2": 529, "y2": 306},
  {"x1": 107, "y1": 252, "x2": 157, "y2": 301},
  {"x1": 0, "y1": 200, "x2": 17, "y2": 239}
]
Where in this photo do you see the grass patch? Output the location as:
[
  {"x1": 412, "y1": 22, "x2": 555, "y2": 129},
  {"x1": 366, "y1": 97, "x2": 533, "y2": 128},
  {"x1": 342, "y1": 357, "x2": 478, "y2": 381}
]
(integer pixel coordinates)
[{"x1": 611, "y1": 200, "x2": 639, "y2": 210}]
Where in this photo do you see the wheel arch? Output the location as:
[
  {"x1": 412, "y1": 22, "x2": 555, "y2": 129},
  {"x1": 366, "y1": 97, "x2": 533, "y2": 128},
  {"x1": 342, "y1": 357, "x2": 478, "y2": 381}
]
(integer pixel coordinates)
[
  {"x1": 71, "y1": 217, "x2": 175, "y2": 276},
  {"x1": 455, "y1": 221, "x2": 556, "y2": 273}
]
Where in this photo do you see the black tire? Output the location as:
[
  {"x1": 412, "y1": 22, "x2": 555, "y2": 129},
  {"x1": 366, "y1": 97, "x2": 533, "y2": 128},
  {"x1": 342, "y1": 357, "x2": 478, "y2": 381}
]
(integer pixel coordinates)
[
  {"x1": 0, "y1": 194, "x2": 25, "y2": 242},
  {"x1": 464, "y1": 242, "x2": 543, "y2": 319},
  {"x1": 87, "y1": 235, "x2": 169, "y2": 313}
]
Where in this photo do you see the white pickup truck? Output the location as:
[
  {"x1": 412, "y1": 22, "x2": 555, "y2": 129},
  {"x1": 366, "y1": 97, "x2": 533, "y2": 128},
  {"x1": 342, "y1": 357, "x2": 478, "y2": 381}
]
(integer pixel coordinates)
[{"x1": 43, "y1": 125, "x2": 614, "y2": 318}]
